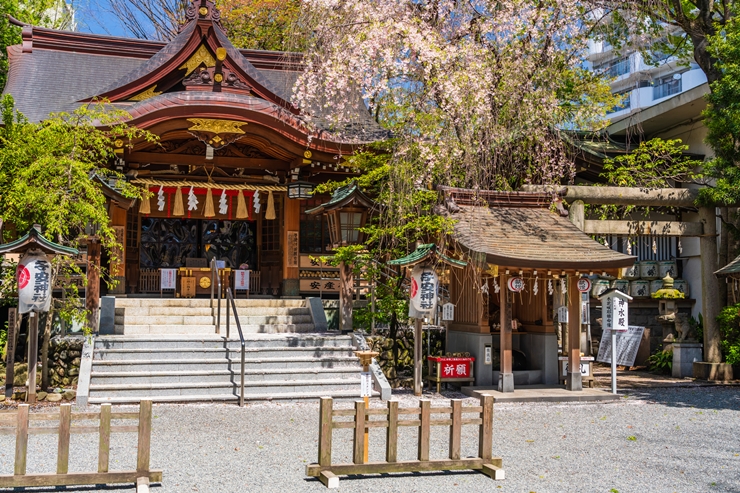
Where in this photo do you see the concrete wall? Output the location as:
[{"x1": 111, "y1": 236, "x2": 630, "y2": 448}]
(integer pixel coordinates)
[{"x1": 447, "y1": 331, "x2": 493, "y2": 387}]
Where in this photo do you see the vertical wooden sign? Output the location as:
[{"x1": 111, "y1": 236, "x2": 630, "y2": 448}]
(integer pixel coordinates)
[
  {"x1": 5, "y1": 308, "x2": 17, "y2": 398},
  {"x1": 287, "y1": 231, "x2": 299, "y2": 268}
]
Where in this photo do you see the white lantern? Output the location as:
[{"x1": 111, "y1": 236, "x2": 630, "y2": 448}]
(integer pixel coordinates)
[
  {"x1": 410, "y1": 264, "x2": 438, "y2": 315},
  {"x1": 17, "y1": 253, "x2": 52, "y2": 314}
]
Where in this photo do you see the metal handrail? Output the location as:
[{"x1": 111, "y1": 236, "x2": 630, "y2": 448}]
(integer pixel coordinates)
[
  {"x1": 210, "y1": 258, "x2": 221, "y2": 334},
  {"x1": 225, "y1": 287, "x2": 246, "y2": 407}
]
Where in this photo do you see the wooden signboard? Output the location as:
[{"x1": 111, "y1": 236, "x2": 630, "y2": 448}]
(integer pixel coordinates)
[
  {"x1": 287, "y1": 231, "x2": 299, "y2": 268},
  {"x1": 299, "y1": 254, "x2": 335, "y2": 269}
]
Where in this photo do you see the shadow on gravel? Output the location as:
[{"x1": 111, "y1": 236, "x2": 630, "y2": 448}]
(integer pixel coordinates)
[
  {"x1": 624, "y1": 387, "x2": 740, "y2": 411},
  {"x1": 3, "y1": 485, "x2": 160, "y2": 493},
  {"x1": 304, "y1": 469, "x2": 481, "y2": 484}
]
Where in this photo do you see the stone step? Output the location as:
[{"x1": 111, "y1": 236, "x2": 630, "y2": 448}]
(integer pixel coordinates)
[
  {"x1": 94, "y1": 334, "x2": 351, "y2": 350},
  {"x1": 238, "y1": 323, "x2": 316, "y2": 334},
  {"x1": 122, "y1": 325, "x2": 216, "y2": 335},
  {"x1": 228, "y1": 307, "x2": 309, "y2": 316},
  {"x1": 89, "y1": 367, "x2": 360, "y2": 384},
  {"x1": 121, "y1": 315, "x2": 215, "y2": 325},
  {"x1": 113, "y1": 298, "x2": 307, "y2": 308},
  {"x1": 88, "y1": 378, "x2": 360, "y2": 397},
  {"x1": 87, "y1": 389, "x2": 378, "y2": 404},
  {"x1": 94, "y1": 346, "x2": 355, "y2": 360},
  {"x1": 235, "y1": 315, "x2": 313, "y2": 324},
  {"x1": 116, "y1": 307, "x2": 214, "y2": 317},
  {"x1": 114, "y1": 298, "x2": 214, "y2": 308},
  {"x1": 91, "y1": 356, "x2": 359, "y2": 372}
]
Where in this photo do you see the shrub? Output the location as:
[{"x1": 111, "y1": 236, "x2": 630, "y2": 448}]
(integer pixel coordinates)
[{"x1": 716, "y1": 303, "x2": 740, "y2": 365}]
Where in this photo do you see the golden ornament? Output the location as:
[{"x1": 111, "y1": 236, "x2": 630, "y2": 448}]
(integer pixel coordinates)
[{"x1": 199, "y1": 276, "x2": 211, "y2": 289}]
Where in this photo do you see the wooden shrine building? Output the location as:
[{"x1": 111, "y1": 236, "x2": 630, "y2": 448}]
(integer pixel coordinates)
[
  {"x1": 437, "y1": 187, "x2": 636, "y2": 392},
  {"x1": 2, "y1": 0, "x2": 386, "y2": 298}
]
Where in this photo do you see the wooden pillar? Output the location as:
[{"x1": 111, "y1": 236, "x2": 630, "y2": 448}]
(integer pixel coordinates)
[
  {"x1": 282, "y1": 195, "x2": 300, "y2": 297},
  {"x1": 414, "y1": 318, "x2": 422, "y2": 396},
  {"x1": 26, "y1": 312, "x2": 38, "y2": 403},
  {"x1": 498, "y1": 272, "x2": 514, "y2": 393},
  {"x1": 339, "y1": 261, "x2": 353, "y2": 332},
  {"x1": 566, "y1": 275, "x2": 582, "y2": 391},
  {"x1": 109, "y1": 204, "x2": 126, "y2": 295},
  {"x1": 699, "y1": 206, "x2": 722, "y2": 363},
  {"x1": 86, "y1": 238, "x2": 101, "y2": 333}
]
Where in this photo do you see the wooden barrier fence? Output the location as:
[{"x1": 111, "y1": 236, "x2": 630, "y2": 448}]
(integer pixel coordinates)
[
  {"x1": 306, "y1": 395, "x2": 504, "y2": 488},
  {"x1": 0, "y1": 400, "x2": 162, "y2": 489}
]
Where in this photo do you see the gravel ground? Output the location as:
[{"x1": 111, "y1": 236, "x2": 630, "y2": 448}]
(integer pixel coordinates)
[{"x1": 0, "y1": 387, "x2": 737, "y2": 493}]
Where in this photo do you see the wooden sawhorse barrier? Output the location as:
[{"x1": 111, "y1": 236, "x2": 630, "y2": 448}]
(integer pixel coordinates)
[
  {"x1": 306, "y1": 395, "x2": 504, "y2": 488},
  {"x1": 0, "y1": 400, "x2": 162, "y2": 490}
]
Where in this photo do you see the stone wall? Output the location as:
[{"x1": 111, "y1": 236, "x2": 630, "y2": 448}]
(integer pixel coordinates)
[
  {"x1": 365, "y1": 328, "x2": 445, "y2": 388},
  {"x1": 49, "y1": 336, "x2": 84, "y2": 389}
]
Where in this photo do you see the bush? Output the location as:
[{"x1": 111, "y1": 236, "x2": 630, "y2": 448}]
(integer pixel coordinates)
[
  {"x1": 648, "y1": 347, "x2": 673, "y2": 374},
  {"x1": 716, "y1": 303, "x2": 740, "y2": 365}
]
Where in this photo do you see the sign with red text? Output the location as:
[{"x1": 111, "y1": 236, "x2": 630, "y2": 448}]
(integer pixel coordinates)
[{"x1": 234, "y1": 270, "x2": 250, "y2": 291}]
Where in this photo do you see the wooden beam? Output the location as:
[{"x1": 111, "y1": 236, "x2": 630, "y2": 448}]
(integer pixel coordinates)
[
  {"x1": 521, "y1": 185, "x2": 700, "y2": 207},
  {"x1": 128, "y1": 152, "x2": 283, "y2": 169},
  {"x1": 583, "y1": 220, "x2": 703, "y2": 236},
  {"x1": 0, "y1": 471, "x2": 163, "y2": 488},
  {"x1": 498, "y1": 273, "x2": 514, "y2": 392}
]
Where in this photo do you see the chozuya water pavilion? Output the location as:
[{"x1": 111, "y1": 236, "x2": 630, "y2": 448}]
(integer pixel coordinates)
[{"x1": 3, "y1": 0, "x2": 386, "y2": 298}]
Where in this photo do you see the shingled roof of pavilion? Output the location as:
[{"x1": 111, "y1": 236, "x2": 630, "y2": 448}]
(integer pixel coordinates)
[
  {"x1": 2, "y1": 1, "x2": 389, "y2": 149},
  {"x1": 437, "y1": 186, "x2": 636, "y2": 271}
]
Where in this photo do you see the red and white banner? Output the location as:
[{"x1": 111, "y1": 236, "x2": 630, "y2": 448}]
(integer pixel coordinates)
[
  {"x1": 17, "y1": 254, "x2": 52, "y2": 314},
  {"x1": 234, "y1": 270, "x2": 250, "y2": 291}
]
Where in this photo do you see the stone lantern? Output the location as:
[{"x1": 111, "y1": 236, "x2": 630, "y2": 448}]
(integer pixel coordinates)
[
  {"x1": 305, "y1": 182, "x2": 376, "y2": 332},
  {"x1": 652, "y1": 274, "x2": 700, "y2": 378}
]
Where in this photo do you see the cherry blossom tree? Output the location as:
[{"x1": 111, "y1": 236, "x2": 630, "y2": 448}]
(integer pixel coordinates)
[{"x1": 293, "y1": 0, "x2": 617, "y2": 196}]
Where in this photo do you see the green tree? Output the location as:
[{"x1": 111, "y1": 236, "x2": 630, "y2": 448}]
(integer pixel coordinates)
[
  {"x1": 0, "y1": 95, "x2": 156, "y2": 388},
  {"x1": 699, "y1": 9, "x2": 740, "y2": 206},
  {"x1": 216, "y1": 0, "x2": 304, "y2": 51},
  {"x1": 0, "y1": 0, "x2": 76, "y2": 88}
]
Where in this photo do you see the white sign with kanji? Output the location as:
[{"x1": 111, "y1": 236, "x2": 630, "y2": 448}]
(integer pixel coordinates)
[
  {"x1": 599, "y1": 289, "x2": 632, "y2": 333},
  {"x1": 160, "y1": 269, "x2": 177, "y2": 290},
  {"x1": 360, "y1": 371, "x2": 373, "y2": 397},
  {"x1": 234, "y1": 270, "x2": 250, "y2": 291},
  {"x1": 442, "y1": 303, "x2": 455, "y2": 321},
  {"x1": 410, "y1": 264, "x2": 438, "y2": 316}
]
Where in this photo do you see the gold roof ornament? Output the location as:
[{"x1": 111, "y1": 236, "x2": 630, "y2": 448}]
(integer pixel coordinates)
[
  {"x1": 129, "y1": 85, "x2": 162, "y2": 101},
  {"x1": 179, "y1": 45, "x2": 217, "y2": 76}
]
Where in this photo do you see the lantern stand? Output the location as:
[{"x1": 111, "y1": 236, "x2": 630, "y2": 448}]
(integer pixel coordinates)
[
  {"x1": 0, "y1": 226, "x2": 78, "y2": 403},
  {"x1": 305, "y1": 182, "x2": 376, "y2": 332},
  {"x1": 388, "y1": 244, "x2": 467, "y2": 396}
]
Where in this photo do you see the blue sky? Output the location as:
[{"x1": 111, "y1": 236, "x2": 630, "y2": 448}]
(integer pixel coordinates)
[{"x1": 74, "y1": 0, "x2": 143, "y2": 38}]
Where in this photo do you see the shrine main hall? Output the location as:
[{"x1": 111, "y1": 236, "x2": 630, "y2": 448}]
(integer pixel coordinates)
[{"x1": 2, "y1": 0, "x2": 385, "y2": 298}]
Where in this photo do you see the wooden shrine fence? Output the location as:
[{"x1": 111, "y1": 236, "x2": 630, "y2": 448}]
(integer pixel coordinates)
[
  {"x1": 0, "y1": 400, "x2": 162, "y2": 489},
  {"x1": 306, "y1": 395, "x2": 504, "y2": 488}
]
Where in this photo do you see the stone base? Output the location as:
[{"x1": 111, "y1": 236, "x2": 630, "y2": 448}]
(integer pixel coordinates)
[
  {"x1": 672, "y1": 343, "x2": 702, "y2": 378},
  {"x1": 497, "y1": 372, "x2": 514, "y2": 393},
  {"x1": 693, "y1": 361, "x2": 734, "y2": 381},
  {"x1": 565, "y1": 371, "x2": 582, "y2": 391}
]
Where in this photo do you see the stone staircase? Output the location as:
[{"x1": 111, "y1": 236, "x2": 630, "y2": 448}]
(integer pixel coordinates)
[
  {"x1": 87, "y1": 334, "x2": 364, "y2": 404},
  {"x1": 114, "y1": 298, "x2": 316, "y2": 335}
]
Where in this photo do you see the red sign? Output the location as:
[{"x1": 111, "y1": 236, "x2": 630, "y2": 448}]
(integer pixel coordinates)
[{"x1": 428, "y1": 357, "x2": 474, "y2": 378}]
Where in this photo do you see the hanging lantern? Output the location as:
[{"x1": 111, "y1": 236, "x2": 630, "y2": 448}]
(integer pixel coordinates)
[{"x1": 287, "y1": 181, "x2": 315, "y2": 199}]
